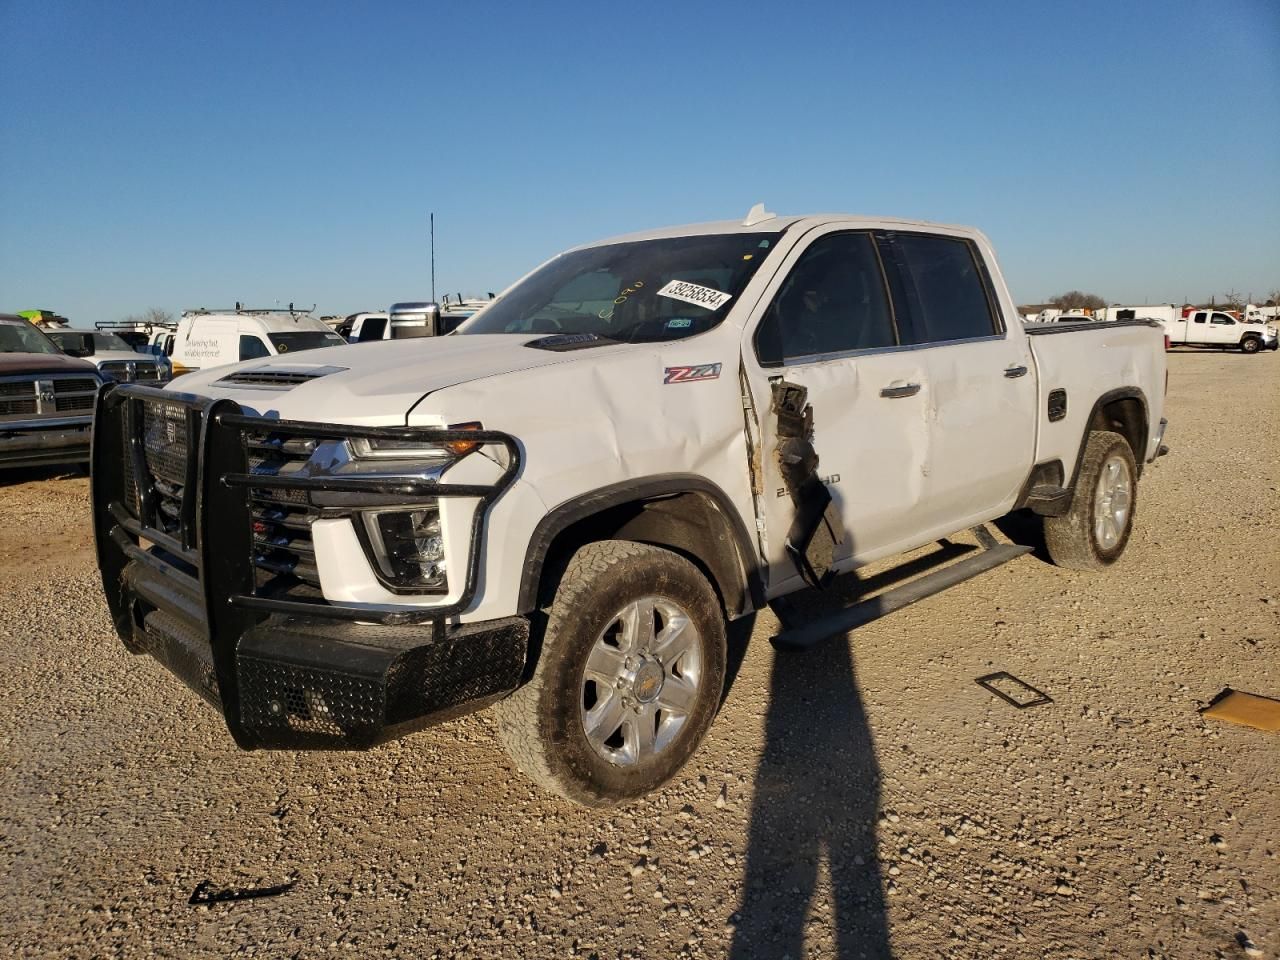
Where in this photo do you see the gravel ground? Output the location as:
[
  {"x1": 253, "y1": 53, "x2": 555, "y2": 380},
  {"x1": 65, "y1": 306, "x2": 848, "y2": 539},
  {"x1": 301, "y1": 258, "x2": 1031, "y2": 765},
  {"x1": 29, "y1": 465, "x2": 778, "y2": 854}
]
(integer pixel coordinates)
[{"x1": 1, "y1": 351, "x2": 1277, "y2": 959}]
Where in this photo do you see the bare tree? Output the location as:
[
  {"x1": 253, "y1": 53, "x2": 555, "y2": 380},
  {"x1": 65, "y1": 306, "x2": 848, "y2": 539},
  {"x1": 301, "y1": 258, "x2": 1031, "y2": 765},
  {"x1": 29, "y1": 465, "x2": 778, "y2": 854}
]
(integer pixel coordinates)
[
  {"x1": 121, "y1": 307, "x2": 174, "y2": 327},
  {"x1": 1221, "y1": 290, "x2": 1244, "y2": 310},
  {"x1": 1049, "y1": 291, "x2": 1107, "y2": 311},
  {"x1": 1265, "y1": 288, "x2": 1280, "y2": 307}
]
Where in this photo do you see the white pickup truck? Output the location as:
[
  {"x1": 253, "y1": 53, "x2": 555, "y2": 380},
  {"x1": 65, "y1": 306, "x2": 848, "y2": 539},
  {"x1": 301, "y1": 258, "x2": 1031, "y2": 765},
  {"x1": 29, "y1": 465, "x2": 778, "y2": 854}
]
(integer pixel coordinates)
[
  {"x1": 92, "y1": 209, "x2": 1168, "y2": 805},
  {"x1": 1099, "y1": 304, "x2": 1278, "y2": 353}
]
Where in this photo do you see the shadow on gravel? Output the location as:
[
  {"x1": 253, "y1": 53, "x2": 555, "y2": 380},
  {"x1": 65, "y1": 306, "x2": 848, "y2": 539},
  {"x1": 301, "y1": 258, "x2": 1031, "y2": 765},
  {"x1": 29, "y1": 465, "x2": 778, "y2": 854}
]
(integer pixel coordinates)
[
  {"x1": 993, "y1": 509, "x2": 1050, "y2": 564},
  {"x1": 0, "y1": 464, "x2": 89, "y2": 486},
  {"x1": 729, "y1": 596, "x2": 890, "y2": 959}
]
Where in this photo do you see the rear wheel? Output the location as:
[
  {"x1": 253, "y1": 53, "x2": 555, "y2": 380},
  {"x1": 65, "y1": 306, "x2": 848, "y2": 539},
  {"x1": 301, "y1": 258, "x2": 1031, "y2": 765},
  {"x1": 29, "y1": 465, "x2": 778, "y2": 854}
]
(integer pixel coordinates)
[
  {"x1": 1044, "y1": 430, "x2": 1137, "y2": 571},
  {"x1": 493, "y1": 540, "x2": 727, "y2": 806},
  {"x1": 1241, "y1": 336, "x2": 1261, "y2": 354}
]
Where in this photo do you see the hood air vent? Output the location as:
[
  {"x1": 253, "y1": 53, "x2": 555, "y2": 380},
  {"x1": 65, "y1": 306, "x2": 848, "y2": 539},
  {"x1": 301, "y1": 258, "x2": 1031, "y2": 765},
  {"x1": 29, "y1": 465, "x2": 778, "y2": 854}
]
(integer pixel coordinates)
[
  {"x1": 217, "y1": 365, "x2": 348, "y2": 388},
  {"x1": 524, "y1": 333, "x2": 615, "y2": 352}
]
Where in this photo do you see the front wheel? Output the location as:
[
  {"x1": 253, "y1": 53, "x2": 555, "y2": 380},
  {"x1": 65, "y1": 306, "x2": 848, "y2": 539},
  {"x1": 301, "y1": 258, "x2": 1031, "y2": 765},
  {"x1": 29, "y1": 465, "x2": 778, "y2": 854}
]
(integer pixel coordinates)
[
  {"x1": 1241, "y1": 337, "x2": 1262, "y2": 354},
  {"x1": 1043, "y1": 430, "x2": 1138, "y2": 571},
  {"x1": 493, "y1": 540, "x2": 727, "y2": 806}
]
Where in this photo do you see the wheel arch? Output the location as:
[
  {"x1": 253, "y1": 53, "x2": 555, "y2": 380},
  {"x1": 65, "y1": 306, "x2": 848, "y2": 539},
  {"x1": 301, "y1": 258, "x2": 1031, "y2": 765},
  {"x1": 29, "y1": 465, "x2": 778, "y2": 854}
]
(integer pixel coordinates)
[
  {"x1": 517, "y1": 475, "x2": 764, "y2": 620},
  {"x1": 1069, "y1": 388, "x2": 1149, "y2": 494}
]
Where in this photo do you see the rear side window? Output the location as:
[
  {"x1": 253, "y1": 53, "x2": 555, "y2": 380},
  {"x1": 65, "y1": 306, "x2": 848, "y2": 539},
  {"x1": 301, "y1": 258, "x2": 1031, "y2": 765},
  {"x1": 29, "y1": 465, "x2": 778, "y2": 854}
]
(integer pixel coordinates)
[
  {"x1": 356, "y1": 317, "x2": 387, "y2": 342},
  {"x1": 239, "y1": 335, "x2": 271, "y2": 361},
  {"x1": 1193, "y1": 312, "x2": 1207, "y2": 324},
  {"x1": 755, "y1": 232, "x2": 896, "y2": 365},
  {"x1": 892, "y1": 234, "x2": 999, "y2": 344}
]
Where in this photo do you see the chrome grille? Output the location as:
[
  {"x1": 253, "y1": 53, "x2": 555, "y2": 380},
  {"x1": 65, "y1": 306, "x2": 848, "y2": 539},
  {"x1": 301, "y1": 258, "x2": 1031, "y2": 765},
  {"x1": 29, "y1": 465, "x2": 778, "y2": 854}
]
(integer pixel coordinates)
[
  {"x1": 0, "y1": 374, "x2": 100, "y2": 421},
  {"x1": 53, "y1": 377, "x2": 98, "y2": 394},
  {"x1": 100, "y1": 361, "x2": 164, "y2": 383},
  {"x1": 55, "y1": 395, "x2": 96, "y2": 412},
  {"x1": 0, "y1": 394, "x2": 37, "y2": 416},
  {"x1": 247, "y1": 432, "x2": 322, "y2": 588}
]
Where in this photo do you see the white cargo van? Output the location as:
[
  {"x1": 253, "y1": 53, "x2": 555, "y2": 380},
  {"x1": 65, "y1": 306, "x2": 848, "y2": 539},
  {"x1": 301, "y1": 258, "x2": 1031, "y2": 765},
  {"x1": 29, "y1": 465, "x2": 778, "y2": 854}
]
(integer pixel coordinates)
[
  {"x1": 1099, "y1": 304, "x2": 1277, "y2": 353},
  {"x1": 167, "y1": 307, "x2": 346, "y2": 374}
]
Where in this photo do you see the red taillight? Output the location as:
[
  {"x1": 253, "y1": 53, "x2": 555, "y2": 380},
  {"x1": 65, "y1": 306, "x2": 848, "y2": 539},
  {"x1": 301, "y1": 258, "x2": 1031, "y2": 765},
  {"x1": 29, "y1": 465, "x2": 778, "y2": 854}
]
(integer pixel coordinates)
[{"x1": 1164, "y1": 334, "x2": 1171, "y2": 351}]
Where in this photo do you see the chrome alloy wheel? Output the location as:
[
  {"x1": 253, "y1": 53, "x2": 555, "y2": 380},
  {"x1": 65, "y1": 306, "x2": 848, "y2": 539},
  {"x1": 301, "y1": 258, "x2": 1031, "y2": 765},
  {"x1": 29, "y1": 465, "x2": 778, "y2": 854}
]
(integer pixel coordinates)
[
  {"x1": 580, "y1": 596, "x2": 703, "y2": 766},
  {"x1": 1093, "y1": 453, "x2": 1132, "y2": 550}
]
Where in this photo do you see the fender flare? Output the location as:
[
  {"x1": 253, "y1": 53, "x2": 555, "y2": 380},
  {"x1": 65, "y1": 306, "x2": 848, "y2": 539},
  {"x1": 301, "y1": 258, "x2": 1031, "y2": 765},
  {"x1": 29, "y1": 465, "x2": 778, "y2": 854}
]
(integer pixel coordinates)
[
  {"x1": 1069, "y1": 386, "x2": 1150, "y2": 486},
  {"x1": 516, "y1": 474, "x2": 764, "y2": 617}
]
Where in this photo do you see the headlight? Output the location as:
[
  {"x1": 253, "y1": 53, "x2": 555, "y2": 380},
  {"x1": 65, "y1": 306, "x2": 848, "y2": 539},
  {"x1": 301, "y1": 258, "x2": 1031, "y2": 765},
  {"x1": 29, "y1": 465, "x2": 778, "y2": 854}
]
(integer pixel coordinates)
[
  {"x1": 349, "y1": 422, "x2": 483, "y2": 459},
  {"x1": 360, "y1": 505, "x2": 448, "y2": 592}
]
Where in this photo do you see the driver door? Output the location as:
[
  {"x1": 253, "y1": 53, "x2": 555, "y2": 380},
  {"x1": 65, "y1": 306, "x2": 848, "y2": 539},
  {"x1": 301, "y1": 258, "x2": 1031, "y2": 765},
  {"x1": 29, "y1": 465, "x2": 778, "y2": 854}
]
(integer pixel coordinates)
[{"x1": 742, "y1": 228, "x2": 931, "y2": 597}]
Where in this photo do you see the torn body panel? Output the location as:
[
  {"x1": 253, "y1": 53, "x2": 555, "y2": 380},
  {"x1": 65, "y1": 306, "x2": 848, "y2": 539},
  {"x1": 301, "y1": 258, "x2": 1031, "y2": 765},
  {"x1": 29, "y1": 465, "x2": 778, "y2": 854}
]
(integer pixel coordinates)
[{"x1": 770, "y1": 379, "x2": 844, "y2": 588}]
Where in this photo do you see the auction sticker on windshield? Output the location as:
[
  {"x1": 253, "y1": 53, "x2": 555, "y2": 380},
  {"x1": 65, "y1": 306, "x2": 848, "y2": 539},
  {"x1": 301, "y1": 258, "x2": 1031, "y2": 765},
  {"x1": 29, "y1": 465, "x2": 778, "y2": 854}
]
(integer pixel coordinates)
[{"x1": 656, "y1": 280, "x2": 733, "y2": 311}]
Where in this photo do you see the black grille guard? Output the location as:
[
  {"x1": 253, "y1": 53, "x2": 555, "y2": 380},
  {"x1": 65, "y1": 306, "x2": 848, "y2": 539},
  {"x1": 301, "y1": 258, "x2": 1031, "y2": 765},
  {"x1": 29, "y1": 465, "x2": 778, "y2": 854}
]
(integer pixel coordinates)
[{"x1": 91, "y1": 382, "x2": 521, "y2": 748}]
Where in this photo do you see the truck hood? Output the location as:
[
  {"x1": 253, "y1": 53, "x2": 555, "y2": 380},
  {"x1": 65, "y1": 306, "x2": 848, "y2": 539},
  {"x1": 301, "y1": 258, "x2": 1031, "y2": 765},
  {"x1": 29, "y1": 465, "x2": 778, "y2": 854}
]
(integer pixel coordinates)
[
  {"x1": 90, "y1": 349, "x2": 167, "y2": 365},
  {"x1": 0, "y1": 352, "x2": 100, "y2": 377},
  {"x1": 166, "y1": 334, "x2": 640, "y2": 423}
]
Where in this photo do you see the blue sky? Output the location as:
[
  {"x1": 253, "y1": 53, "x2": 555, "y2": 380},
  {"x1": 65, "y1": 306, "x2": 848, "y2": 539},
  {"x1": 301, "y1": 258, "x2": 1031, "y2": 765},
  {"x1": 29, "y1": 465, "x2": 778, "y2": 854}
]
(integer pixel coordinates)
[{"x1": 2, "y1": 0, "x2": 1277, "y2": 321}]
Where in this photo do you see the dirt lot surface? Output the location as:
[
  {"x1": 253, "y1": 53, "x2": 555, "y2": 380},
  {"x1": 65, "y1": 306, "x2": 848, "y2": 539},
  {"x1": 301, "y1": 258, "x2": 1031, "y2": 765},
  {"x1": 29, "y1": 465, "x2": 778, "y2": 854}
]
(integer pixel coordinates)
[{"x1": 1, "y1": 351, "x2": 1277, "y2": 959}]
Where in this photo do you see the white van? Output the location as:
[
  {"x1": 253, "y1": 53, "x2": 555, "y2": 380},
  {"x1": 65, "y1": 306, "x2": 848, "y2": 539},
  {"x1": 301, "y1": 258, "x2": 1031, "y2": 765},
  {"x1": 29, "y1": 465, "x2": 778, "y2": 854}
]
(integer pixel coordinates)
[{"x1": 167, "y1": 308, "x2": 346, "y2": 374}]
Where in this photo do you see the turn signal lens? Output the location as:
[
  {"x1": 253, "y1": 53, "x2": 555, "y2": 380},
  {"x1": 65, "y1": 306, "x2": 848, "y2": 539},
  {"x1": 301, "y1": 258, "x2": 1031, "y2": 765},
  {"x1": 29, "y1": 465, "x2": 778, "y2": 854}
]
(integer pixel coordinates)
[{"x1": 444, "y1": 421, "x2": 483, "y2": 457}]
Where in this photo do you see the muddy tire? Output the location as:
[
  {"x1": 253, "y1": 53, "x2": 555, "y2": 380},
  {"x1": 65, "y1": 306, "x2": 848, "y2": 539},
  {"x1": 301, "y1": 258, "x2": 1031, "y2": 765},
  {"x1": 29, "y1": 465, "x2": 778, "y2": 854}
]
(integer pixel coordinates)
[
  {"x1": 1044, "y1": 431, "x2": 1138, "y2": 571},
  {"x1": 493, "y1": 540, "x2": 727, "y2": 806}
]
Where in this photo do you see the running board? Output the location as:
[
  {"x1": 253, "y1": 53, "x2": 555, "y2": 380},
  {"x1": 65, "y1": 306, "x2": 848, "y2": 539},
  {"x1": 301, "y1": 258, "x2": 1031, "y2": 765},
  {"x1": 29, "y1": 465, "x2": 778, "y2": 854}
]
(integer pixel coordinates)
[{"x1": 771, "y1": 542, "x2": 1033, "y2": 651}]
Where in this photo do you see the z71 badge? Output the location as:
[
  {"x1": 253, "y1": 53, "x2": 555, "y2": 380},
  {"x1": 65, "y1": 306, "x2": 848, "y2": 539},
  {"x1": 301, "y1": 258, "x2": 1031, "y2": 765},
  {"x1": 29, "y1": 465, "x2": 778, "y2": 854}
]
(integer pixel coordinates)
[{"x1": 664, "y1": 363, "x2": 723, "y2": 384}]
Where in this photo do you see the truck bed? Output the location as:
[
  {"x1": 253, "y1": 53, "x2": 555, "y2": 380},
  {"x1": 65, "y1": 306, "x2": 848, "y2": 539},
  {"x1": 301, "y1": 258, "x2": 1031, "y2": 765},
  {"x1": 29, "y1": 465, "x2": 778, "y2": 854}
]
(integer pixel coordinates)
[{"x1": 1025, "y1": 318, "x2": 1167, "y2": 479}]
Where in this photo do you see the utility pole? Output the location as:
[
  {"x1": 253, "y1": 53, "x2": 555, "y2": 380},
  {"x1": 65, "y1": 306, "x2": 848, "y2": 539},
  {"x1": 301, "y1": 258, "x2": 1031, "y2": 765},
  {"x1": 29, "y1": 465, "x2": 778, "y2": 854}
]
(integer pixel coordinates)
[{"x1": 430, "y1": 213, "x2": 436, "y2": 303}]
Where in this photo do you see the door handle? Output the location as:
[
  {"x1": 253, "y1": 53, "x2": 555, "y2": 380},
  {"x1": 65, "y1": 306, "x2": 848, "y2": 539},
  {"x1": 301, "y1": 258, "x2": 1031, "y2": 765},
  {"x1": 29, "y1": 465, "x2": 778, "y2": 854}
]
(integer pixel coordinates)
[
  {"x1": 1003, "y1": 365, "x2": 1028, "y2": 378},
  {"x1": 880, "y1": 382, "x2": 921, "y2": 398}
]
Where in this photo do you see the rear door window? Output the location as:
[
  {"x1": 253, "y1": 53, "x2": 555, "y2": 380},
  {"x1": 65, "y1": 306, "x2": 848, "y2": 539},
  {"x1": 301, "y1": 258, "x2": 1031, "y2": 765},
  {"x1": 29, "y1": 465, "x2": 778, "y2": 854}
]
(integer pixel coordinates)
[
  {"x1": 754, "y1": 231, "x2": 897, "y2": 365},
  {"x1": 357, "y1": 317, "x2": 387, "y2": 341},
  {"x1": 887, "y1": 233, "x2": 1000, "y2": 344},
  {"x1": 239, "y1": 335, "x2": 271, "y2": 361}
]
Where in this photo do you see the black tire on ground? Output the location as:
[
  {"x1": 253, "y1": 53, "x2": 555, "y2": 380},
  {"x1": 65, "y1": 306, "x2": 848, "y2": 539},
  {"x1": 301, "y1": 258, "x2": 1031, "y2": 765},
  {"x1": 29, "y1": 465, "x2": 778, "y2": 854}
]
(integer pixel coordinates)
[
  {"x1": 1241, "y1": 336, "x2": 1261, "y2": 354},
  {"x1": 1043, "y1": 430, "x2": 1138, "y2": 571},
  {"x1": 492, "y1": 540, "x2": 728, "y2": 806}
]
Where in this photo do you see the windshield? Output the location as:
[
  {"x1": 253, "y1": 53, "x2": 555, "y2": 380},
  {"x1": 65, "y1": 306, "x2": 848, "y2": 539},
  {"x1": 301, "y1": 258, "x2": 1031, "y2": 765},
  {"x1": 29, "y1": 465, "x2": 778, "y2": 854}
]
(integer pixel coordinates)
[
  {"x1": 92, "y1": 332, "x2": 132, "y2": 351},
  {"x1": 267, "y1": 331, "x2": 346, "y2": 354},
  {"x1": 49, "y1": 331, "x2": 133, "y2": 352},
  {"x1": 460, "y1": 233, "x2": 778, "y2": 342},
  {"x1": 0, "y1": 322, "x2": 61, "y2": 355}
]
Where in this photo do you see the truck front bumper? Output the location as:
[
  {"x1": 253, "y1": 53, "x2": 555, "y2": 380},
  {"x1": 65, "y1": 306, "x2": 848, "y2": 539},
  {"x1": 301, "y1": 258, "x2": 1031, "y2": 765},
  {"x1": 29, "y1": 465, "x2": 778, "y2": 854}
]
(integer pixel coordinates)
[
  {"x1": 0, "y1": 415, "x2": 93, "y2": 469},
  {"x1": 92, "y1": 383, "x2": 525, "y2": 749},
  {"x1": 125, "y1": 556, "x2": 528, "y2": 747}
]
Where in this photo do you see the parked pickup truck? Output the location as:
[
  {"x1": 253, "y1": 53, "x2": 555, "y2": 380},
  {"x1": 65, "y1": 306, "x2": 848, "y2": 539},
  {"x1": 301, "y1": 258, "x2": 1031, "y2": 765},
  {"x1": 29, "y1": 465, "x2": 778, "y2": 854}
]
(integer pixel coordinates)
[
  {"x1": 92, "y1": 210, "x2": 1169, "y2": 805},
  {"x1": 1, "y1": 314, "x2": 102, "y2": 469},
  {"x1": 1098, "y1": 304, "x2": 1278, "y2": 353}
]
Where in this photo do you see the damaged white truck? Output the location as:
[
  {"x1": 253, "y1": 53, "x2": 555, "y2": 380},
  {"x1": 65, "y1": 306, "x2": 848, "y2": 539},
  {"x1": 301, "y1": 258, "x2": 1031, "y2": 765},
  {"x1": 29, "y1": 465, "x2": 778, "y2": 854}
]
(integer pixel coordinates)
[{"x1": 92, "y1": 210, "x2": 1169, "y2": 805}]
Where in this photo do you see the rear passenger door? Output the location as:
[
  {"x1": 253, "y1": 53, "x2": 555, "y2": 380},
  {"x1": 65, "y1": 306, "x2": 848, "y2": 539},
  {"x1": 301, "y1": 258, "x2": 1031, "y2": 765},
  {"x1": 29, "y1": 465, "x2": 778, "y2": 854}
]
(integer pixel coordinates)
[{"x1": 880, "y1": 231, "x2": 1036, "y2": 532}]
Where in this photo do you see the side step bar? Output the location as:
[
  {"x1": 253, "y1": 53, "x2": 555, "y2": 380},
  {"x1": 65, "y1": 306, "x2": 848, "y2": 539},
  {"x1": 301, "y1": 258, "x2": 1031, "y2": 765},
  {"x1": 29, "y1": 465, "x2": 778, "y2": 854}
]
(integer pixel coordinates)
[{"x1": 771, "y1": 537, "x2": 1033, "y2": 651}]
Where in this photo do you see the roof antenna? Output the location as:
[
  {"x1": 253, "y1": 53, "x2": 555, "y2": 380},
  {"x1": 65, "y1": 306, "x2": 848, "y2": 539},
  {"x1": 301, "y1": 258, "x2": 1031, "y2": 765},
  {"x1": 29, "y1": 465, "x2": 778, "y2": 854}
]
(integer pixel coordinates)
[{"x1": 742, "y1": 202, "x2": 775, "y2": 226}]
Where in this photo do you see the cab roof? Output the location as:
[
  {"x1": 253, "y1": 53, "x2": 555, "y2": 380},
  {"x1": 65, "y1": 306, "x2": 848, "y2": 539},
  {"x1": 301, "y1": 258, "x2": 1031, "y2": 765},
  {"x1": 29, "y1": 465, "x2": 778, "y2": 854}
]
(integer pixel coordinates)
[{"x1": 578, "y1": 209, "x2": 982, "y2": 250}]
